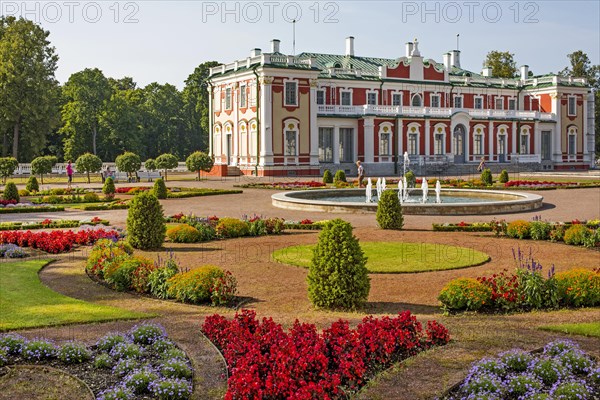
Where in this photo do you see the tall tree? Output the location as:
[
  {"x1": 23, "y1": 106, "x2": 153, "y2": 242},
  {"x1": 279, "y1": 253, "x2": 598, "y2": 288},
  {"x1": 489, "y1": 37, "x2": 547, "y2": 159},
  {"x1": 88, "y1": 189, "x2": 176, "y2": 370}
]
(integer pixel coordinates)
[
  {"x1": 0, "y1": 17, "x2": 60, "y2": 160},
  {"x1": 141, "y1": 83, "x2": 185, "y2": 158},
  {"x1": 60, "y1": 68, "x2": 111, "y2": 159},
  {"x1": 182, "y1": 61, "x2": 220, "y2": 152},
  {"x1": 560, "y1": 50, "x2": 600, "y2": 155},
  {"x1": 483, "y1": 51, "x2": 518, "y2": 78}
]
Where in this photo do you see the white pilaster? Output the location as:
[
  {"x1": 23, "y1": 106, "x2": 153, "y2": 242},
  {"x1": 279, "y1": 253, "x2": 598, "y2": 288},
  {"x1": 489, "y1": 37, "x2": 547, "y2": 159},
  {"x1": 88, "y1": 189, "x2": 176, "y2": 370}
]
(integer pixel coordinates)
[
  {"x1": 309, "y1": 80, "x2": 319, "y2": 165},
  {"x1": 397, "y1": 118, "x2": 404, "y2": 156},
  {"x1": 511, "y1": 121, "x2": 517, "y2": 156},
  {"x1": 424, "y1": 119, "x2": 431, "y2": 156},
  {"x1": 333, "y1": 125, "x2": 340, "y2": 164},
  {"x1": 208, "y1": 85, "x2": 213, "y2": 158},
  {"x1": 232, "y1": 86, "x2": 239, "y2": 166},
  {"x1": 364, "y1": 117, "x2": 375, "y2": 163},
  {"x1": 551, "y1": 93, "x2": 562, "y2": 162},
  {"x1": 534, "y1": 121, "x2": 541, "y2": 156},
  {"x1": 488, "y1": 121, "x2": 494, "y2": 160},
  {"x1": 260, "y1": 77, "x2": 274, "y2": 166}
]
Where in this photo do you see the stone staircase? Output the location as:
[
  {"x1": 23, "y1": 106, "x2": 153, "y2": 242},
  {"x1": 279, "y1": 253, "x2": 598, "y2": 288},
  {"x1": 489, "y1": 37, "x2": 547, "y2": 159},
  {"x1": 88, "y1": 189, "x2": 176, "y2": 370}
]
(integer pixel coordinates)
[{"x1": 226, "y1": 166, "x2": 242, "y2": 176}]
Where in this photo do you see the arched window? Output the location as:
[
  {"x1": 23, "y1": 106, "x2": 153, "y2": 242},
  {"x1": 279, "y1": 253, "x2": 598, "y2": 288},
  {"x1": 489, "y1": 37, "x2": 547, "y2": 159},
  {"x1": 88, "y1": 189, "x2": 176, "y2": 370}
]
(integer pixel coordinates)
[
  {"x1": 568, "y1": 126, "x2": 577, "y2": 155},
  {"x1": 520, "y1": 127, "x2": 530, "y2": 154},
  {"x1": 411, "y1": 94, "x2": 422, "y2": 107},
  {"x1": 473, "y1": 125, "x2": 486, "y2": 155}
]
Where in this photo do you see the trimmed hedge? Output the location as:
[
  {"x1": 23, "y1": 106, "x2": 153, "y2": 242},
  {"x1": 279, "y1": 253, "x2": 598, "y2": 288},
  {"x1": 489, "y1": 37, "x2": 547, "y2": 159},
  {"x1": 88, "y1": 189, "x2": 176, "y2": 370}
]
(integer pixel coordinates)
[{"x1": 0, "y1": 206, "x2": 65, "y2": 214}]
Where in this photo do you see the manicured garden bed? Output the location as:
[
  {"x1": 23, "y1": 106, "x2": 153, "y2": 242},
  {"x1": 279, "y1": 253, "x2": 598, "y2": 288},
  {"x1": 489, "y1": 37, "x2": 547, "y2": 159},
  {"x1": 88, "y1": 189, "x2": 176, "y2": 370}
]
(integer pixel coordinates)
[
  {"x1": 0, "y1": 228, "x2": 120, "y2": 254},
  {"x1": 0, "y1": 218, "x2": 109, "y2": 231},
  {"x1": 273, "y1": 242, "x2": 490, "y2": 273},
  {"x1": 235, "y1": 181, "x2": 326, "y2": 190},
  {"x1": 0, "y1": 205, "x2": 65, "y2": 214}
]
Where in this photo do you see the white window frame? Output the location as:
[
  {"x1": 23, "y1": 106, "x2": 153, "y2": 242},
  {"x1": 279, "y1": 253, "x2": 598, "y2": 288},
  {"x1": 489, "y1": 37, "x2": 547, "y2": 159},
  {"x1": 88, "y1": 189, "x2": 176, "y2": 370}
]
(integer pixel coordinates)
[
  {"x1": 430, "y1": 94, "x2": 441, "y2": 108},
  {"x1": 214, "y1": 89, "x2": 221, "y2": 112},
  {"x1": 239, "y1": 84, "x2": 247, "y2": 108},
  {"x1": 318, "y1": 127, "x2": 334, "y2": 162},
  {"x1": 567, "y1": 127, "x2": 577, "y2": 155},
  {"x1": 411, "y1": 93, "x2": 422, "y2": 107},
  {"x1": 453, "y1": 95, "x2": 463, "y2": 109},
  {"x1": 340, "y1": 90, "x2": 352, "y2": 106},
  {"x1": 508, "y1": 98, "x2": 516, "y2": 111},
  {"x1": 392, "y1": 92, "x2": 403, "y2": 106},
  {"x1": 316, "y1": 89, "x2": 325, "y2": 105},
  {"x1": 285, "y1": 130, "x2": 298, "y2": 156},
  {"x1": 284, "y1": 80, "x2": 298, "y2": 106},
  {"x1": 568, "y1": 96, "x2": 577, "y2": 116},
  {"x1": 249, "y1": 120, "x2": 258, "y2": 158},
  {"x1": 495, "y1": 97, "x2": 504, "y2": 110},
  {"x1": 366, "y1": 91, "x2": 378, "y2": 105},
  {"x1": 474, "y1": 96, "x2": 484, "y2": 110},
  {"x1": 407, "y1": 123, "x2": 420, "y2": 155},
  {"x1": 339, "y1": 127, "x2": 355, "y2": 162},
  {"x1": 225, "y1": 87, "x2": 232, "y2": 110},
  {"x1": 520, "y1": 128, "x2": 530, "y2": 154}
]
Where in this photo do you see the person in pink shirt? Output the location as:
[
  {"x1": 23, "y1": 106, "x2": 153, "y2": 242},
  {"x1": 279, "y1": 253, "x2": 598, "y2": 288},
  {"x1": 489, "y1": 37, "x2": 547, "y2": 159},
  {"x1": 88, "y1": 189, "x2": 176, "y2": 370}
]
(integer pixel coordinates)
[{"x1": 66, "y1": 160, "x2": 73, "y2": 188}]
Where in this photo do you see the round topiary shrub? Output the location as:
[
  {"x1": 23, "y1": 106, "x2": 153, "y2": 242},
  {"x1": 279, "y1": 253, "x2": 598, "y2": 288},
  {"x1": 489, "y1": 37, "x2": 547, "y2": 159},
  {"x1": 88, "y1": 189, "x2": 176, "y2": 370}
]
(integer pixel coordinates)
[
  {"x1": 3, "y1": 182, "x2": 19, "y2": 203},
  {"x1": 322, "y1": 169, "x2": 333, "y2": 184},
  {"x1": 556, "y1": 268, "x2": 599, "y2": 307},
  {"x1": 438, "y1": 278, "x2": 492, "y2": 312},
  {"x1": 26, "y1": 176, "x2": 39, "y2": 192},
  {"x1": 376, "y1": 190, "x2": 404, "y2": 230},
  {"x1": 529, "y1": 221, "x2": 552, "y2": 241},
  {"x1": 307, "y1": 219, "x2": 370, "y2": 309},
  {"x1": 499, "y1": 169, "x2": 509, "y2": 184},
  {"x1": 126, "y1": 191, "x2": 166, "y2": 250},
  {"x1": 481, "y1": 168, "x2": 493, "y2": 186},
  {"x1": 563, "y1": 224, "x2": 591, "y2": 246},
  {"x1": 166, "y1": 224, "x2": 201, "y2": 243},
  {"x1": 166, "y1": 265, "x2": 237, "y2": 305},
  {"x1": 102, "y1": 177, "x2": 115, "y2": 197},
  {"x1": 506, "y1": 220, "x2": 531, "y2": 239},
  {"x1": 404, "y1": 171, "x2": 416, "y2": 187},
  {"x1": 152, "y1": 178, "x2": 168, "y2": 199},
  {"x1": 333, "y1": 170, "x2": 346, "y2": 183}
]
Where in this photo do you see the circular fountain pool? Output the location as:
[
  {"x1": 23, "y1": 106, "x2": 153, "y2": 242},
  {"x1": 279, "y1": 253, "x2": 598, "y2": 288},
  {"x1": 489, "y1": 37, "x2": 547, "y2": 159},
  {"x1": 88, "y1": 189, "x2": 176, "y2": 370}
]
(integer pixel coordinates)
[{"x1": 271, "y1": 188, "x2": 543, "y2": 215}]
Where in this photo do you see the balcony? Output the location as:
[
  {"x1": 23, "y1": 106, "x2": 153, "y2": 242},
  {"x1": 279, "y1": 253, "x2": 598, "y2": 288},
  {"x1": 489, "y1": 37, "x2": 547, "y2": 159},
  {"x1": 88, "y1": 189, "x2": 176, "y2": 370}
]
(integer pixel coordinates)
[{"x1": 317, "y1": 105, "x2": 556, "y2": 121}]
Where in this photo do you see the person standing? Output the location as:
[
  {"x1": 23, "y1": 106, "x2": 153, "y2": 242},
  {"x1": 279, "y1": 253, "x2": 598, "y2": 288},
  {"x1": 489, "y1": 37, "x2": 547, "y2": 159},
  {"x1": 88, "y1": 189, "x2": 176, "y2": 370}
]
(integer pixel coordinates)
[
  {"x1": 66, "y1": 160, "x2": 74, "y2": 188},
  {"x1": 477, "y1": 156, "x2": 487, "y2": 172},
  {"x1": 356, "y1": 160, "x2": 364, "y2": 187}
]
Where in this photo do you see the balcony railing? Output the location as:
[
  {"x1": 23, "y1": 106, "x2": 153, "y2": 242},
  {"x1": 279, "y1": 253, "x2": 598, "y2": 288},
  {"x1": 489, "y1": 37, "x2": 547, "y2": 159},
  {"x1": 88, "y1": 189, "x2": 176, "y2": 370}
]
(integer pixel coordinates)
[{"x1": 317, "y1": 105, "x2": 556, "y2": 120}]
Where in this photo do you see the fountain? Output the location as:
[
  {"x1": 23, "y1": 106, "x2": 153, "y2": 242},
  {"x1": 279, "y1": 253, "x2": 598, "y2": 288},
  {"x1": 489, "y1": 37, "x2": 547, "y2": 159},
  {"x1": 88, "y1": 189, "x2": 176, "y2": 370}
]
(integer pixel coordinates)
[
  {"x1": 435, "y1": 180, "x2": 442, "y2": 204},
  {"x1": 382, "y1": 177, "x2": 387, "y2": 192},
  {"x1": 365, "y1": 178, "x2": 373, "y2": 203},
  {"x1": 376, "y1": 178, "x2": 382, "y2": 200},
  {"x1": 397, "y1": 180, "x2": 404, "y2": 204},
  {"x1": 421, "y1": 178, "x2": 428, "y2": 204}
]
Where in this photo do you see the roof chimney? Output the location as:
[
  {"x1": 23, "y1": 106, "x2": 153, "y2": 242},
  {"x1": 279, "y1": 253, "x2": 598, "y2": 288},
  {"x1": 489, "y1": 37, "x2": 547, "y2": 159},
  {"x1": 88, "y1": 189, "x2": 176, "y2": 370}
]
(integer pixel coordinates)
[
  {"x1": 482, "y1": 66, "x2": 493, "y2": 77},
  {"x1": 443, "y1": 53, "x2": 451, "y2": 71},
  {"x1": 345, "y1": 36, "x2": 355, "y2": 57},
  {"x1": 271, "y1": 39, "x2": 280, "y2": 53},
  {"x1": 411, "y1": 39, "x2": 421, "y2": 57},
  {"x1": 250, "y1": 48, "x2": 262, "y2": 57},
  {"x1": 406, "y1": 42, "x2": 414, "y2": 58},
  {"x1": 450, "y1": 50, "x2": 461, "y2": 68},
  {"x1": 520, "y1": 65, "x2": 529, "y2": 81}
]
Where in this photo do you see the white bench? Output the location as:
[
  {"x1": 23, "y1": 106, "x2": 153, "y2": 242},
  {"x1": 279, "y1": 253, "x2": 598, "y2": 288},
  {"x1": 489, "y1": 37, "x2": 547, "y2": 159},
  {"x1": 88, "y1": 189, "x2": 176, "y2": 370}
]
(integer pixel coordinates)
[
  {"x1": 138, "y1": 171, "x2": 161, "y2": 182},
  {"x1": 114, "y1": 172, "x2": 139, "y2": 183}
]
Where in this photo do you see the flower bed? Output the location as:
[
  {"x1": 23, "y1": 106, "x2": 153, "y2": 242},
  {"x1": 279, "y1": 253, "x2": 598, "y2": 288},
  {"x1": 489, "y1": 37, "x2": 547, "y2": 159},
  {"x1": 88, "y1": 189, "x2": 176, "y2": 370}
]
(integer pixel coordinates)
[
  {"x1": 504, "y1": 179, "x2": 578, "y2": 188},
  {"x1": 438, "y1": 247, "x2": 600, "y2": 313},
  {"x1": 31, "y1": 194, "x2": 119, "y2": 205},
  {"x1": 0, "y1": 323, "x2": 193, "y2": 399},
  {"x1": 82, "y1": 202, "x2": 130, "y2": 211},
  {"x1": 0, "y1": 218, "x2": 110, "y2": 231},
  {"x1": 432, "y1": 222, "x2": 493, "y2": 232},
  {"x1": 283, "y1": 219, "x2": 327, "y2": 230},
  {"x1": 236, "y1": 181, "x2": 326, "y2": 190},
  {"x1": 0, "y1": 244, "x2": 28, "y2": 258},
  {"x1": 86, "y1": 242, "x2": 237, "y2": 306},
  {"x1": 0, "y1": 228, "x2": 120, "y2": 254},
  {"x1": 115, "y1": 187, "x2": 151, "y2": 194},
  {"x1": 0, "y1": 205, "x2": 65, "y2": 214},
  {"x1": 202, "y1": 309, "x2": 450, "y2": 399},
  {"x1": 165, "y1": 188, "x2": 243, "y2": 199},
  {"x1": 442, "y1": 340, "x2": 599, "y2": 399}
]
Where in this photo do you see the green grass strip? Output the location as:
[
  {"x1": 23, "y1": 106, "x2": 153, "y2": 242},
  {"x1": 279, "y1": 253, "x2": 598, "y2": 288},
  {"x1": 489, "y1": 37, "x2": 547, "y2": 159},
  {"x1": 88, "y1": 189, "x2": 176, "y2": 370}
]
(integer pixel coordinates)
[
  {"x1": 0, "y1": 259, "x2": 148, "y2": 331},
  {"x1": 273, "y1": 242, "x2": 490, "y2": 273},
  {"x1": 540, "y1": 322, "x2": 600, "y2": 338}
]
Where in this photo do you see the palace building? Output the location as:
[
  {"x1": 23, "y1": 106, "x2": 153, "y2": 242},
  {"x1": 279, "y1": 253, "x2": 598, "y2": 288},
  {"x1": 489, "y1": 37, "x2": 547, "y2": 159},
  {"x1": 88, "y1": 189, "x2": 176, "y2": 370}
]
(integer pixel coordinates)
[{"x1": 207, "y1": 37, "x2": 596, "y2": 177}]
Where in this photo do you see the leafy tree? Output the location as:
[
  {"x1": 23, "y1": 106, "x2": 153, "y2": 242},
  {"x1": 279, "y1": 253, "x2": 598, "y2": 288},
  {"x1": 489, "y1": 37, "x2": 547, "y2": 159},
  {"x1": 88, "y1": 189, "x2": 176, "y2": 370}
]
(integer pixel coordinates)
[
  {"x1": 144, "y1": 158, "x2": 156, "y2": 171},
  {"x1": 307, "y1": 219, "x2": 370, "y2": 309},
  {"x1": 126, "y1": 191, "x2": 165, "y2": 250},
  {"x1": 60, "y1": 68, "x2": 111, "y2": 159},
  {"x1": 484, "y1": 51, "x2": 518, "y2": 78},
  {"x1": 31, "y1": 155, "x2": 57, "y2": 184},
  {"x1": 0, "y1": 157, "x2": 18, "y2": 183},
  {"x1": 185, "y1": 151, "x2": 213, "y2": 180},
  {"x1": 0, "y1": 17, "x2": 60, "y2": 159},
  {"x1": 182, "y1": 61, "x2": 220, "y2": 152},
  {"x1": 155, "y1": 153, "x2": 178, "y2": 181},
  {"x1": 560, "y1": 50, "x2": 600, "y2": 155},
  {"x1": 115, "y1": 151, "x2": 141, "y2": 181},
  {"x1": 75, "y1": 153, "x2": 102, "y2": 183},
  {"x1": 141, "y1": 83, "x2": 185, "y2": 158}
]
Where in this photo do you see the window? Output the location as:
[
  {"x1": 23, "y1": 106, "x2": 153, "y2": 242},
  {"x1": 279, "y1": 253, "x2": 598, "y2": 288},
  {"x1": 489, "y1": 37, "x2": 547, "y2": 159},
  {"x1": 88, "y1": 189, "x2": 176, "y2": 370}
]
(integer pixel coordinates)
[
  {"x1": 520, "y1": 133, "x2": 529, "y2": 154},
  {"x1": 408, "y1": 133, "x2": 418, "y2": 155},
  {"x1": 392, "y1": 93, "x2": 402, "y2": 106},
  {"x1": 453, "y1": 96, "x2": 463, "y2": 108},
  {"x1": 318, "y1": 128, "x2": 333, "y2": 162},
  {"x1": 225, "y1": 88, "x2": 232, "y2": 110},
  {"x1": 239, "y1": 84, "x2": 247, "y2": 108},
  {"x1": 430, "y1": 94, "x2": 440, "y2": 108},
  {"x1": 379, "y1": 133, "x2": 390, "y2": 156},
  {"x1": 285, "y1": 131, "x2": 297, "y2": 156},
  {"x1": 568, "y1": 133, "x2": 576, "y2": 155},
  {"x1": 249, "y1": 123, "x2": 258, "y2": 157},
  {"x1": 316, "y1": 90, "x2": 325, "y2": 105},
  {"x1": 495, "y1": 97, "x2": 503, "y2": 110},
  {"x1": 248, "y1": 82, "x2": 256, "y2": 106},
  {"x1": 367, "y1": 92, "x2": 377, "y2": 105},
  {"x1": 339, "y1": 128, "x2": 354, "y2": 162},
  {"x1": 508, "y1": 98, "x2": 516, "y2": 110},
  {"x1": 341, "y1": 91, "x2": 352, "y2": 106},
  {"x1": 474, "y1": 97, "x2": 483, "y2": 109},
  {"x1": 214, "y1": 91, "x2": 221, "y2": 111},
  {"x1": 411, "y1": 94, "x2": 422, "y2": 107},
  {"x1": 568, "y1": 96, "x2": 576, "y2": 116},
  {"x1": 285, "y1": 81, "x2": 298, "y2": 106},
  {"x1": 434, "y1": 133, "x2": 444, "y2": 155},
  {"x1": 474, "y1": 134, "x2": 483, "y2": 155}
]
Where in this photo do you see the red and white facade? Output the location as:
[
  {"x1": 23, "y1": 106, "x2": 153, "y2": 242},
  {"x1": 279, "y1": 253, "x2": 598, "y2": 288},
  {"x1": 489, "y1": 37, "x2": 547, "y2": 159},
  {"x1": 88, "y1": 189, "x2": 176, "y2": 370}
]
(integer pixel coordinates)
[{"x1": 208, "y1": 38, "x2": 595, "y2": 176}]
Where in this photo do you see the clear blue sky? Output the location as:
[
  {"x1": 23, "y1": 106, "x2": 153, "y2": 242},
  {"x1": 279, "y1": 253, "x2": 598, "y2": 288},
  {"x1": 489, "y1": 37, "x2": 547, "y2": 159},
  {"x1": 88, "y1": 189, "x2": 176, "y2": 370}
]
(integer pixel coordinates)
[{"x1": 4, "y1": 1, "x2": 599, "y2": 88}]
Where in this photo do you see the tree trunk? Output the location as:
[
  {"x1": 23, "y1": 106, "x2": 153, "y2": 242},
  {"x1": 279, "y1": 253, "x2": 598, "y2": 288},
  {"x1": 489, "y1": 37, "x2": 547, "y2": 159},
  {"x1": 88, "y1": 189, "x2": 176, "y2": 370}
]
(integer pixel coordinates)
[
  {"x1": 164, "y1": 169, "x2": 168, "y2": 181},
  {"x1": 40, "y1": 174, "x2": 44, "y2": 185},
  {"x1": 2, "y1": 131, "x2": 7, "y2": 157},
  {"x1": 12, "y1": 119, "x2": 20, "y2": 159},
  {"x1": 87, "y1": 171, "x2": 90, "y2": 184},
  {"x1": 92, "y1": 125, "x2": 97, "y2": 155},
  {"x1": 197, "y1": 170, "x2": 200, "y2": 181}
]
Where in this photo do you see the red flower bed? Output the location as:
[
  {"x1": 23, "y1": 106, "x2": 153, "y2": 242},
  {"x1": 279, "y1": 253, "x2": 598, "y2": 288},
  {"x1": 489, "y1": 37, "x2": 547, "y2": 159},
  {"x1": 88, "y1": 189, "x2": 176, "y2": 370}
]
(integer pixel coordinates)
[
  {"x1": 202, "y1": 310, "x2": 449, "y2": 399},
  {"x1": 0, "y1": 200, "x2": 17, "y2": 206},
  {"x1": 115, "y1": 187, "x2": 151, "y2": 193},
  {"x1": 276, "y1": 181, "x2": 326, "y2": 188},
  {"x1": 504, "y1": 180, "x2": 576, "y2": 187},
  {"x1": 0, "y1": 229, "x2": 120, "y2": 254},
  {"x1": 477, "y1": 270, "x2": 522, "y2": 311}
]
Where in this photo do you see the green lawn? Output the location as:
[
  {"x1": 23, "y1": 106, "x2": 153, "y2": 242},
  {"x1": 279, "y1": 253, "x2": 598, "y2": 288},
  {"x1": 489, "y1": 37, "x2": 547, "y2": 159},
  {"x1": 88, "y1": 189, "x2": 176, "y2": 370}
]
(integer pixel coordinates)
[
  {"x1": 540, "y1": 322, "x2": 600, "y2": 338},
  {"x1": 273, "y1": 242, "x2": 490, "y2": 273},
  {"x1": 0, "y1": 259, "x2": 148, "y2": 331}
]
